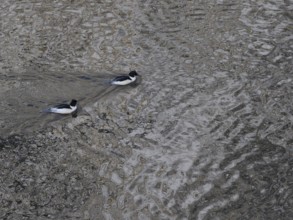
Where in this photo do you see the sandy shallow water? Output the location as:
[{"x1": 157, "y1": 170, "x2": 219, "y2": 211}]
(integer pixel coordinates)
[{"x1": 0, "y1": 0, "x2": 293, "y2": 219}]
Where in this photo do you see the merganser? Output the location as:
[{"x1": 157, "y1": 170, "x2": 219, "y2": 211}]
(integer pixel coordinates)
[
  {"x1": 111, "y1": 71, "x2": 138, "y2": 85},
  {"x1": 43, "y1": 99, "x2": 77, "y2": 114}
]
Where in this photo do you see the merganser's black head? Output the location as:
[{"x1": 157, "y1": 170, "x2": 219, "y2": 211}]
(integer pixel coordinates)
[
  {"x1": 129, "y1": 71, "x2": 138, "y2": 77},
  {"x1": 70, "y1": 99, "x2": 77, "y2": 107}
]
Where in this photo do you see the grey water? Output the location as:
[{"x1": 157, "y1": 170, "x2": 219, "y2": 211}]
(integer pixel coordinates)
[{"x1": 0, "y1": 0, "x2": 292, "y2": 219}]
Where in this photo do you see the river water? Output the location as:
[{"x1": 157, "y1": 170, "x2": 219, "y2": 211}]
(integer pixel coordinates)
[{"x1": 0, "y1": 0, "x2": 292, "y2": 219}]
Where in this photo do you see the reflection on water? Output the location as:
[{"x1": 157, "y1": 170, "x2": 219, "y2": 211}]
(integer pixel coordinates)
[{"x1": 0, "y1": 0, "x2": 292, "y2": 219}]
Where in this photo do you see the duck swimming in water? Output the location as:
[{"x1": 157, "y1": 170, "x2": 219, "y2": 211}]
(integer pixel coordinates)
[
  {"x1": 43, "y1": 99, "x2": 77, "y2": 114},
  {"x1": 110, "y1": 71, "x2": 138, "y2": 86}
]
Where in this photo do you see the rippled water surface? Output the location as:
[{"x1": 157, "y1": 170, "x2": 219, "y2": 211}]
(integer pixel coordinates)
[{"x1": 0, "y1": 0, "x2": 292, "y2": 219}]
